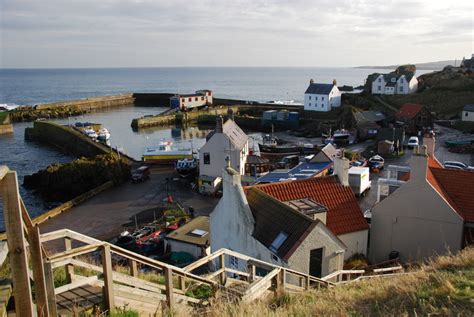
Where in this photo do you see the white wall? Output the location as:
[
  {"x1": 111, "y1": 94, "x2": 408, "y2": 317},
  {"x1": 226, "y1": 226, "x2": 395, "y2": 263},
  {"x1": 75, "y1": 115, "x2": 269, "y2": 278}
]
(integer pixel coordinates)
[
  {"x1": 371, "y1": 75, "x2": 385, "y2": 94},
  {"x1": 338, "y1": 230, "x2": 368, "y2": 260},
  {"x1": 408, "y1": 77, "x2": 418, "y2": 93},
  {"x1": 199, "y1": 133, "x2": 248, "y2": 178},
  {"x1": 369, "y1": 156, "x2": 464, "y2": 263},
  {"x1": 462, "y1": 111, "x2": 474, "y2": 122},
  {"x1": 166, "y1": 239, "x2": 208, "y2": 259}
]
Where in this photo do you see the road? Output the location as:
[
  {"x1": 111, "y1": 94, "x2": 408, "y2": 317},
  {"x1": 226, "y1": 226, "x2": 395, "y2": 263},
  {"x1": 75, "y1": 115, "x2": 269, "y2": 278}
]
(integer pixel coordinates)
[{"x1": 40, "y1": 168, "x2": 219, "y2": 242}]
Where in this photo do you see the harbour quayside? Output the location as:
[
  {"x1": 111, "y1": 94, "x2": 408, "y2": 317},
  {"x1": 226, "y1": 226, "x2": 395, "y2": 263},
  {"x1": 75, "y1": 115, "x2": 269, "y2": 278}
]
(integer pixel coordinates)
[{"x1": 143, "y1": 141, "x2": 194, "y2": 165}]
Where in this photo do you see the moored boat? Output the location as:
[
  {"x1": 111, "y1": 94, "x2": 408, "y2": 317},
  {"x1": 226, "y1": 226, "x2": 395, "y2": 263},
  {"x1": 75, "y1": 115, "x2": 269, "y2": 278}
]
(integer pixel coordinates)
[
  {"x1": 143, "y1": 141, "x2": 193, "y2": 165},
  {"x1": 445, "y1": 139, "x2": 474, "y2": 148},
  {"x1": 97, "y1": 128, "x2": 111, "y2": 141},
  {"x1": 258, "y1": 134, "x2": 303, "y2": 158},
  {"x1": 84, "y1": 127, "x2": 98, "y2": 139},
  {"x1": 176, "y1": 158, "x2": 198, "y2": 178}
]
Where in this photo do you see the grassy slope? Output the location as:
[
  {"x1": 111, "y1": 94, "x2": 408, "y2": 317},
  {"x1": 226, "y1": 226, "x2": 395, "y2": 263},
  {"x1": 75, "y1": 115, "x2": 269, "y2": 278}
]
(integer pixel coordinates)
[
  {"x1": 0, "y1": 112, "x2": 8, "y2": 125},
  {"x1": 179, "y1": 248, "x2": 474, "y2": 316}
]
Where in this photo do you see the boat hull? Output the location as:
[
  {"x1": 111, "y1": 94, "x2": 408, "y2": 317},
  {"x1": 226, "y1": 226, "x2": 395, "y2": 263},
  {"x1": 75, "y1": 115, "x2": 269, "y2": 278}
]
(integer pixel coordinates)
[{"x1": 143, "y1": 154, "x2": 193, "y2": 165}]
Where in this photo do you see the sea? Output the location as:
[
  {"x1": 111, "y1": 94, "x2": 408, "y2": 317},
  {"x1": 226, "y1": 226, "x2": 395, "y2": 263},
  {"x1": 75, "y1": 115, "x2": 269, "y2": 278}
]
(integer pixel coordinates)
[{"x1": 0, "y1": 67, "x2": 430, "y2": 230}]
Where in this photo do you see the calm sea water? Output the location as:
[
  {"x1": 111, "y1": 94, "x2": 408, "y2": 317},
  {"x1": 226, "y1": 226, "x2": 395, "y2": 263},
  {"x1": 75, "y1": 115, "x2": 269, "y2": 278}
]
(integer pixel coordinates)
[{"x1": 0, "y1": 67, "x2": 430, "y2": 230}]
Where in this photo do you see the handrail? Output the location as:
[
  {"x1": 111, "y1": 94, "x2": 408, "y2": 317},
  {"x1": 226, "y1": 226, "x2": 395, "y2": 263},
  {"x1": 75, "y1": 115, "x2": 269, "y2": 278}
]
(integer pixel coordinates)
[
  {"x1": 321, "y1": 269, "x2": 365, "y2": 281},
  {"x1": 242, "y1": 268, "x2": 281, "y2": 302}
]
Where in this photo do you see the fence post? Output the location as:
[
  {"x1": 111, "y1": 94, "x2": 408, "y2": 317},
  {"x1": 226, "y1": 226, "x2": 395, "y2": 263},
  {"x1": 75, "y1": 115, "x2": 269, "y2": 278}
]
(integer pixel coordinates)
[
  {"x1": 29, "y1": 225, "x2": 50, "y2": 316},
  {"x1": 128, "y1": 259, "x2": 138, "y2": 278},
  {"x1": 64, "y1": 237, "x2": 75, "y2": 283},
  {"x1": 1, "y1": 171, "x2": 35, "y2": 316},
  {"x1": 44, "y1": 261, "x2": 58, "y2": 316},
  {"x1": 101, "y1": 244, "x2": 115, "y2": 312},
  {"x1": 305, "y1": 274, "x2": 310, "y2": 290},
  {"x1": 274, "y1": 269, "x2": 285, "y2": 297},
  {"x1": 219, "y1": 253, "x2": 226, "y2": 285},
  {"x1": 164, "y1": 267, "x2": 174, "y2": 310},
  {"x1": 248, "y1": 264, "x2": 256, "y2": 282}
]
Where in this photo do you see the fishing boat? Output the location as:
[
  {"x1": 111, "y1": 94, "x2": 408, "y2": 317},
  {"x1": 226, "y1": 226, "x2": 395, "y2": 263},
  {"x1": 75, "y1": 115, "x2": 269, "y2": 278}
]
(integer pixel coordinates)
[
  {"x1": 143, "y1": 141, "x2": 193, "y2": 165},
  {"x1": 97, "y1": 128, "x2": 111, "y2": 141},
  {"x1": 324, "y1": 129, "x2": 355, "y2": 145},
  {"x1": 444, "y1": 139, "x2": 474, "y2": 148},
  {"x1": 258, "y1": 134, "x2": 302, "y2": 158},
  {"x1": 83, "y1": 127, "x2": 98, "y2": 139},
  {"x1": 176, "y1": 158, "x2": 198, "y2": 178}
]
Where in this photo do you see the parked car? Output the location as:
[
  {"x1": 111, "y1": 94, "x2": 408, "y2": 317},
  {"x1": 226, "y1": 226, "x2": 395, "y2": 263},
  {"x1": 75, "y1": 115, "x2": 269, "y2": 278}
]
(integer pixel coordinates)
[
  {"x1": 368, "y1": 155, "x2": 384, "y2": 170},
  {"x1": 276, "y1": 155, "x2": 300, "y2": 169},
  {"x1": 406, "y1": 136, "x2": 419, "y2": 148},
  {"x1": 132, "y1": 166, "x2": 151, "y2": 182}
]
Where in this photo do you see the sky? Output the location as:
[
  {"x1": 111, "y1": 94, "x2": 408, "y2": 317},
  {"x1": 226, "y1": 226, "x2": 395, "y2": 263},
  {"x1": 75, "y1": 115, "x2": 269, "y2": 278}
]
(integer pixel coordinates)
[{"x1": 0, "y1": 0, "x2": 473, "y2": 68}]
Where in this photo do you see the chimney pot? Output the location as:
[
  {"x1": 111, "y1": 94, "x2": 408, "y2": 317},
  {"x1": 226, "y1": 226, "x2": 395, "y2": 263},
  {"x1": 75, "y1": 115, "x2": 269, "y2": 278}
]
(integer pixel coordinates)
[
  {"x1": 310, "y1": 78, "x2": 314, "y2": 84},
  {"x1": 333, "y1": 79, "x2": 337, "y2": 86}
]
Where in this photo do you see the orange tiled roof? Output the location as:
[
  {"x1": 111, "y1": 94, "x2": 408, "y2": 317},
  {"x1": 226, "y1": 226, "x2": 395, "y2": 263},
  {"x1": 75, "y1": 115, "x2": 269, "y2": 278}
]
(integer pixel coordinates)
[
  {"x1": 251, "y1": 176, "x2": 369, "y2": 236},
  {"x1": 395, "y1": 103, "x2": 424, "y2": 120},
  {"x1": 428, "y1": 167, "x2": 474, "y2": 223}
]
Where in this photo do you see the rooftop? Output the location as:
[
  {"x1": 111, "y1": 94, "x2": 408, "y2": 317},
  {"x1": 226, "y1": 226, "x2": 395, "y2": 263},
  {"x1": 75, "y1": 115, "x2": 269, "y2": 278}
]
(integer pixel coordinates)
[
  {"x1": 252, "y1": 176, "x2": 369, "y2": 236},
  {"x1": 395, "y1": 103, "x2": 425, "y2": 120},
  {"x1": 305, "y1": 83, "x2": 335, "y2": 95},
  {"x1": 206, "y1": 118, "x2": 248, "y2": 150},
  {"x1": 463, "y1": 104, "x2": 474, "y2": 112},
  {"x1": 256, "y1": 161, "x2": 332, "y2": 183},
  {"x1": 165, "y1": 216, "x2": 210, "y2": 246}
]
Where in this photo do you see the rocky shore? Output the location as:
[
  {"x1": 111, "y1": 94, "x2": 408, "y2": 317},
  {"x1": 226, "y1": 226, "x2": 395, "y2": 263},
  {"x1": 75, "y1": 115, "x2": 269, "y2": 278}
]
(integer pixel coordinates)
[{"x1": 23, "y1": 153, "x2": 131, "y2": 202}]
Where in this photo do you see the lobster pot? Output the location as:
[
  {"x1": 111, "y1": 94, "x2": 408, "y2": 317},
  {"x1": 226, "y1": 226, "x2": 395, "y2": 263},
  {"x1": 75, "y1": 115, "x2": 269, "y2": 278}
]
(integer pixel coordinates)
[
  {"x1": 288, "y1": 112, "x2": 299, "y2": 121},
  {"x1": 277, "y1": 111, "x2": 288, "y2": 121},
  {"x1": 263, "y1": 110, "x2": 277, "y2": 120}
]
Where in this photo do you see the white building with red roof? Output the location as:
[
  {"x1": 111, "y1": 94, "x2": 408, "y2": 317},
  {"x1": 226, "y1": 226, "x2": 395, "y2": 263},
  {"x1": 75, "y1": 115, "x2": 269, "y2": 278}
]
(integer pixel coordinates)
[{"x1": 369, "y1": 134, "x2": 474, "y2": 263}]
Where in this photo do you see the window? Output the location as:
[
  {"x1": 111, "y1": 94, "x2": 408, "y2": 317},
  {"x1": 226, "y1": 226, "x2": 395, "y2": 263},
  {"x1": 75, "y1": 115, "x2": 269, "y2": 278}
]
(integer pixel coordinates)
[
  {"x1": 195, "y1": 97, "x2": 198, "y2": 101},
  {"x1": 400, "y1": 78, "x2": 404, "y2": 83},
  {"x1": 188, "y1": 97, "x2": 192, "y2": 102},
  {"x1": 309, "y1": 102, "x2": 311, "y2": 107},
  {"x1": 322, "y1": 97, "x2": 325, "y2": 101},
  {"x1": 270, "y1": 231, "x2": 288, "y2": 253},
  {"x1": 391, "y1": 78, "x2": 396, "y2": 82},
  {"x1": 378, "y1": 78, "x2": 382, "y2": 82},
  {"x1": 203, "y1": 153, "x2": 210, "y2": 164},
  {"x1": 400, "y1": 87, "x2": 404, "y2": 92},
  {"x1": 378, "y1": 85, "x2": 381, "y2": 90},
  {"x1": 466, "y1": 112, "x2": 468, "y2": 117},
  {"x1": 201, "y1": 96, "x2": 204, "y2": 100},
  {"x1": 315, "y1": 96, "x2": 318, "y2": 100},
  {"x1": 309, "y1": 96, "x2": 311, "y2": 100},
  {"x1": 181, "y1": 98, "x2": 185, "y2": 103}
]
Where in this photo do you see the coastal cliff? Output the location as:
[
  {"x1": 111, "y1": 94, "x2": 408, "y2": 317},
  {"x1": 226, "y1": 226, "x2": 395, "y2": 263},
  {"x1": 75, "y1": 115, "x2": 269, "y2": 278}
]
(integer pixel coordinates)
[{"x1": 23, "y1": 153, "x2": 130, "y2": 202}]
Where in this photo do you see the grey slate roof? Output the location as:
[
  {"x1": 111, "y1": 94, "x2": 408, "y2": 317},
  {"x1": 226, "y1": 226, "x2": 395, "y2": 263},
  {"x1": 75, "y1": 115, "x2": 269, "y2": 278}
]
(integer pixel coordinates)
[
  {"x1": 464, "y1": 104, "x2": 474, "y2": 112},
  {"x1": 305, "y1": 83, "x2": 335, "y2": 95},
  {"x1": 353, "y1": 111, "x2": 386, "y2": 123}
]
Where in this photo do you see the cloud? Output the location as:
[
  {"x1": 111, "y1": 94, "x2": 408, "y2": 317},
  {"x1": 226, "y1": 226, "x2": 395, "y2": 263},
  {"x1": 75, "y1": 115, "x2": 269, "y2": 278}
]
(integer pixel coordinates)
[{"x1": 1, "y1": 0, "x2": 472, "y2": 67}]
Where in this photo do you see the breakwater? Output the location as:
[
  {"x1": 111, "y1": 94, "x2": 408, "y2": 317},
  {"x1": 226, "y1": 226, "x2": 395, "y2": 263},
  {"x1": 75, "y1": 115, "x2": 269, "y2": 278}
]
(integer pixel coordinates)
[
  {"x1": 9, "y1": 94, "x2": 136, "y2": 122},
  {"x1": 131, "y1": 105, "x2": 243, "y2": 129}
]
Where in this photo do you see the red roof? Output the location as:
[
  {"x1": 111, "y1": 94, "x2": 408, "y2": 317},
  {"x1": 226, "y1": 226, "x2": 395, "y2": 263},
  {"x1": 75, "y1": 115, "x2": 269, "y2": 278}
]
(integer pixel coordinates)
[
  {"x1": 395, "y1": 103, "x2": 424, "y2": 120},
  {"x1": 251, "y1": 176, "x2": 369, "y2": 235},
  {"x1": 428, "y1": 167, "x2": 474, "y2": 223}
]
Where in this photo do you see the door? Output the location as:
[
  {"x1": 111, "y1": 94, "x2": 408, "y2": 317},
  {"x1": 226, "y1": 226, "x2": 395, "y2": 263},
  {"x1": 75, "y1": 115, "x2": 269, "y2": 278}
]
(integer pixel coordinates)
[{"x1": 309, "y1": 248, "x2": 323, "y2": 277}]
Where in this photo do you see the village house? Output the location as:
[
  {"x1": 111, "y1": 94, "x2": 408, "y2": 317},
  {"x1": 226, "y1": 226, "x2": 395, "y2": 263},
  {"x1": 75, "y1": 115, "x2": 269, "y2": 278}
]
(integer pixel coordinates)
[
  {"x1": 210, "y1": 166, "x2": 346, "y2": 277},
  {"x1": 370, "y1": 72, "x2": 418, "y2": 95},
  {"x1": 352, "y1": 111, "x2": 386, "y2": 139},
  {"x1": 460, "y1": 54, "x2": 474, "y2": 72},
  {"x1": 165, "y1": 216, "x2": 211, "y2": 259},
  {"x1": 199, "y1": 115, "x2": 249, "y2": 180},
  {"x1": 304, "y1": 79, "x2": 341, "y2": 112},
  {"x1": 369, "y1": 135, "x2": 474, "y2": 263},
  {"x1": 395, "y1": 103, "x2": 433, "y2": 134},
  {"x1": 170, "y1": 90, "x2": 213, "y2": 110},
  {"x1": 461, "y1": 104, "x2": 474, "y2": 122}
]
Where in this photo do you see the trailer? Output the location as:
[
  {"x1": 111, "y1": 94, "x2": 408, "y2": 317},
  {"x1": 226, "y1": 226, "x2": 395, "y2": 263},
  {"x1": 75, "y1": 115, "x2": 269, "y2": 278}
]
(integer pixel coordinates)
[{"x1": 348, "y1": 167, "x2": 371, "y2": 196}]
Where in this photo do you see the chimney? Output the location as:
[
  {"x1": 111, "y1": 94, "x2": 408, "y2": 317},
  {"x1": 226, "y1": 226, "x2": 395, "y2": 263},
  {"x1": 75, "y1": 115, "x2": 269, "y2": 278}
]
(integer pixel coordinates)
[
  {"x1": 333, "y1": 79, "x2": 337, "y2": 86},
  {"x1": 310, "y1": 78, "x2": 314, "y2": 84},
  {"x1": 423, "y1": 132, "x2": 435, "y2": 157},
  {"x1": 215, "y1": 115, "x2": 223, "y2": 133},
  {"x1": 227, "y1": 108, "x2": 234, "y2": 121},
  {"x1": 409, "y1": 145, "x2": 428, "y2": 182},
  {"x1": 333, "y1": 156, "x2": 350, "y2": 187}
]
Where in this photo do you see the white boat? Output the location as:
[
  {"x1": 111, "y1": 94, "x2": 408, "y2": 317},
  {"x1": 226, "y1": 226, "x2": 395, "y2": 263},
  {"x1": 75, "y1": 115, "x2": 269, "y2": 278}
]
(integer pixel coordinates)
[
  {"x1": 84, "y1": 128, "x2": 98, "y2": 139},
  {"x1": 97, "y1": 128, "x2": 111, "y2": 141},
  {"x1": 176, "y1": 158, "x2": 198, "y2": 178},
  {"x1": 143, "y1": 141, "x2": 193, "y2": 165}
]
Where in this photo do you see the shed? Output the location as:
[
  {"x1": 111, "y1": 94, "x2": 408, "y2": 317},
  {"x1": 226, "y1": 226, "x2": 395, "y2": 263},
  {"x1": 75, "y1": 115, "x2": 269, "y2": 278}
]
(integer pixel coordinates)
[{"x1": 165, "y1": 216, "x2": 211, "y2": 259}]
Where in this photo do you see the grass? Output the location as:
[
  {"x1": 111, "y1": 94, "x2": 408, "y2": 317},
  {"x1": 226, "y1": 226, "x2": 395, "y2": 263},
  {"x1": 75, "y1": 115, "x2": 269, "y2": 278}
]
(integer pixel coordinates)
[
  {"x1": 0, "y1": 112, "x2": 9, "y2": 125},
  {"x1": 177, "y1": 248, "x2": 474, "y2": 316}
]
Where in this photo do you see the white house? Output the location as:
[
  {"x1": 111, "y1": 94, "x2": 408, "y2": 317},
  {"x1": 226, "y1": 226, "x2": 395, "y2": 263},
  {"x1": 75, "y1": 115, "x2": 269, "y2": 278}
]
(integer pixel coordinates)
[
  {"x1": 462, "y1": 104, "x2": 474, "y2": 122},
  {"x1": 371, "y1": 73, "x2": 418, "y2": 95},
  {"x1": 304, "y1": 79, "x2": 341, "y2": 112},
  {"x1": 170, "y1": 90, "x2": 213, "y2": 110},
  {"x1": 199, "y1": 115, "x2": 249, "y2": 179},
  {"x1": 210, "y1": 166, "x2": 346, "y2": 277}
]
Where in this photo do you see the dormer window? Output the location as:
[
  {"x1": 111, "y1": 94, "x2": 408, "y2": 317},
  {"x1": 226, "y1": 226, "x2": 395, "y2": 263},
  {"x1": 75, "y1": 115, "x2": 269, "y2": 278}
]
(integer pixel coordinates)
[
  {"x1": 391, "y1": 78, "x2": 396, "y2": 83},
  {"x1": 378, "y1": 78, "x2": 382, "y2": 82},
  {"x1": 269, "y1": 231, "x2": 288, "y2": 253}
]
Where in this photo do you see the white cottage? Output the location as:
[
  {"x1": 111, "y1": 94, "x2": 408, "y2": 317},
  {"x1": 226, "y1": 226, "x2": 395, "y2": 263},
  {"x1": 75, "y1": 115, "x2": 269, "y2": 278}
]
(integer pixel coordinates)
[
  {"x1": 199, "y1": 115, "x2": 249, "y2": 179},
  {"x1": 210, "y1": 167, "x2": 345, "y2": 277},
  {"x1": 371, "y1": 72, "x2": 418, "y2": 95},
  {"x1": 462, "y1": 104, "x2": 474, "y2": 122},
  {"x1": 304, "y1": 79, "x2": 341, "y2": 112}
]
